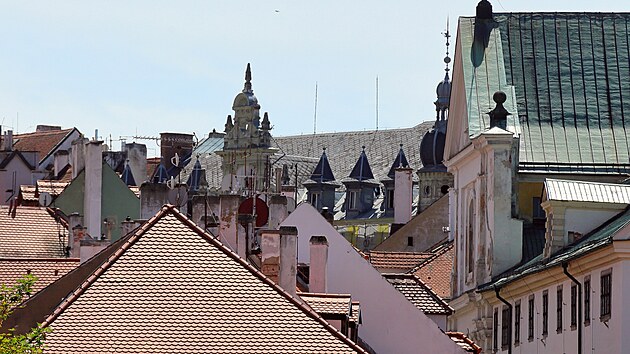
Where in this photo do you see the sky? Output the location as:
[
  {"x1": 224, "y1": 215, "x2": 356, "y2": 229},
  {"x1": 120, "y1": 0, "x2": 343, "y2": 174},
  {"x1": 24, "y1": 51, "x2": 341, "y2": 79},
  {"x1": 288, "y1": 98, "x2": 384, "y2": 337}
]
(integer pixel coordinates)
[{"x1": 0, "y1": 1, "x2": 626, "y2": 156}]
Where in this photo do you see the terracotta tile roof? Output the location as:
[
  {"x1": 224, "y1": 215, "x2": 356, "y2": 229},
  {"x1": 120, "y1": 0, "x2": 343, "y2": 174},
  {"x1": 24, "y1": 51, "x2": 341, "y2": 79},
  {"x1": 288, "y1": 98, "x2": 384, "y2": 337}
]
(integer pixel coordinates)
[
  {"x1": 384, "y1": 274, "x2": 452, "y2": 315},
  {"x1": 19, "y1": 180, "x2": 70, "y2": 203},
  {"x1": 0, "y1": 258, "x2": 79, "y2": 293},
  {"x1": 12, "y1": 128, "x2": 75, "y2": 165},
  {"x1": 299, "y1": 293, "x2": 352, "y2": 316},
  {"x1": 41, "y1": 205, "x2": 365, "y2": 353},
  {"x1": 411, "y1": 241, "x2": 454, "y2": 300},
  {"x1": 369, "y1": 251, "x2": 433, "y2": 271},
  {"x1": 446, "y1": 332, "x2": 482, "y2": 353},
  {"x1": 0, "y1": 206, "x2": 67, "y2": 258}
]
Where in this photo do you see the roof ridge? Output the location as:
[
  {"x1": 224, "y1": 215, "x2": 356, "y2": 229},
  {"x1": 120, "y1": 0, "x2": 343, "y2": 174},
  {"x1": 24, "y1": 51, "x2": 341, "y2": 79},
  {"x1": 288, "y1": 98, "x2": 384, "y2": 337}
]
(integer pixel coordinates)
[
  {"x1": 275, "y1": 123, "x2": 430, "y2": 139},
  {"x1": 41, "y1": 204, "x2": 366, "y2": 353}
]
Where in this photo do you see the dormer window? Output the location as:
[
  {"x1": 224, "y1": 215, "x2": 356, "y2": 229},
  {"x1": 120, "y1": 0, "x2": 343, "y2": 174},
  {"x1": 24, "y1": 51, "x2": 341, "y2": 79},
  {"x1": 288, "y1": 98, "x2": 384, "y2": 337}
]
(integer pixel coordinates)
[
  {"x1": 348, "y1": 191, "x2": 358, "y2": 210},
  {"x1": 310, "y1": 192, "x2": 320, "y2": 209},
  {"x1": 386, "y1": 189, "x2": 394, "y2": 209}
]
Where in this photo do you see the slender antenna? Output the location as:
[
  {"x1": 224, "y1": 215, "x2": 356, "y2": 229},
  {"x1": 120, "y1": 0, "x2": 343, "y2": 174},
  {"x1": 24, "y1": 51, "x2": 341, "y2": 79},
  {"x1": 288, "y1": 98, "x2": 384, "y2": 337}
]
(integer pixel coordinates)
[
  {"x1": 16, "y1": 112, "x2": 18, "y2": 134},
  {"x1": 375, "y1": 76, "x2": 379, "y2": 130},
  {"x1": 313, "y1": 82, "x2": 318, "y2": 134}
]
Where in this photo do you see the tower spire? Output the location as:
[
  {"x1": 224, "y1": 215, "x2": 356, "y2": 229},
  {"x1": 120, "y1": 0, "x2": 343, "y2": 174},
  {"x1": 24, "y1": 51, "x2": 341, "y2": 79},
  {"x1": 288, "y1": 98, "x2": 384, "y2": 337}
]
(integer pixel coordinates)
[
  {"x1": 443, "y1": 18, "x2": 451, "y2": 76},
  {"x1": 243, "y1": 63, "x2": 252, "y2": 93}
]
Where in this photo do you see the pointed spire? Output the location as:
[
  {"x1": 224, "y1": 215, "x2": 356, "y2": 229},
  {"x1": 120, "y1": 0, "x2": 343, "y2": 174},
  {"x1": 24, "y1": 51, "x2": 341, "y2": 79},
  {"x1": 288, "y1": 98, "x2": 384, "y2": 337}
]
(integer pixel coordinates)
[
  {"x1": 225, "y1": 115, "x2": 234, "y2": 133},
  {"x1": 387, "y1": 144, "x2": 410, "y2": 179},
  {"x1": 243, "y1": 63, "x2": 253, "y2": 93},
  {"x1": 261, "y1": 112, "x2": 271, "y2": 130},
  {"x1": 121, "y1": 161, "x2": 137, "y2": 186},
  {"x1": 435, "y1": 20, "x2": 452, "y2": 121},
  {"x1": 349, "y1": 146, "x2": 374, "y2": 181},
  {"x1": 152, "y1": 160, "x2": 169, "y2": 183},
  {"x1": 186, "y1": 157, "x2": 206, "y2": 192},
  {"x1": 310, "y1": 148, "x2": 336, "y2": 183}
]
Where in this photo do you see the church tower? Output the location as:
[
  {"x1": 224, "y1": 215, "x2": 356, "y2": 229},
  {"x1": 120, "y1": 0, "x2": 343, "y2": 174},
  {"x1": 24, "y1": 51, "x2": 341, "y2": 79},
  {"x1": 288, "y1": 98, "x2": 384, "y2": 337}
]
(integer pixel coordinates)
[
  {"x1": 216, "y1": 64, "x2": 278, "y2": 195},
  {"x1": 417, "y1": 28, "x2": 454, "y2": 211}
]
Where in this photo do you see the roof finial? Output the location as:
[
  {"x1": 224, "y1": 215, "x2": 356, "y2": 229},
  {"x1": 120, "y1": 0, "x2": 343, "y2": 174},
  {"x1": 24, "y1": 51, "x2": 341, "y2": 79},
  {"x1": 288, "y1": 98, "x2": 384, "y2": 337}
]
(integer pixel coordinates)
[
  {"x1": 243, "y1": 63, "x2": 252, "y2": 92},
  {"x1": 443, "y1": 18, "x2": 451, "y2": 74}
]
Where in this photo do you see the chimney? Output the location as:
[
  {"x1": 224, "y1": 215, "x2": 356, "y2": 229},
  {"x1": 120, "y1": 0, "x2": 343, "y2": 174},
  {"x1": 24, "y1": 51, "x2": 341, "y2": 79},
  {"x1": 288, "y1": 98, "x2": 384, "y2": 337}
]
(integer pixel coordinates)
[
  {"x1": 139, "y1": 182, "x2": 170, "y2": 219},
  {"x1": 261, "y1": 229, "x2": 281, "y2": 284},
  {"x1": 1, "y1": 130, "x2": 12, "y2": 151},
  {"x1": 53, "y1": 150, "x2": 70, "y2": 177},
  {"x1": 219, "y1": 194, "x2": 241, "y2": 253},
  {"x1": 121, "y1": 216, "x2": 139, "y2": 237},
  {"x1": 393, "y1": 167, "x2": 413, "y2": 224},
  {"x1": 268, "y1": 195, "x2": 288, "y2": 229},
  {"x1": 84, "y1": 140, "x2": 103, "y2": 239},
  {"x1": 279, "y1": 226, "x2": 298, "y2": 297},
  {"x1": 68, "y1": 212, "x2": 84, "y2": 258},
  {"x1": 124, "y1": 143, "x2": 147, "y2": 185},
  {"x1": 71, "y1": 136, "x2": 88, "y2": 179},
  {"x1": 237, "y1": 214, "x2": 253, "y2": 259},
  {"x1": 309, "y1": 235, "x2": 329, "y2": 293}
]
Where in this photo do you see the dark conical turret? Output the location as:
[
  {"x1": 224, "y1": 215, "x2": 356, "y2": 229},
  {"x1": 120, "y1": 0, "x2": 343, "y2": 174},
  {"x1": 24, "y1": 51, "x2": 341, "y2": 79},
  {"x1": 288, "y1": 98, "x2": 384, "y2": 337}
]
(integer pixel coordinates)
[
  {"x1": 310, "y1": 148, "x2": 336, "y2": 183},
  {"x1": 121, "y1": 161, "x2": 137, "y2": 186},
  {"x1": 349, "y1": 146, "x2": 375, "y2": 181},
  {"x1": 387, "y1": 144, "x2": 410, "y2": 179}
]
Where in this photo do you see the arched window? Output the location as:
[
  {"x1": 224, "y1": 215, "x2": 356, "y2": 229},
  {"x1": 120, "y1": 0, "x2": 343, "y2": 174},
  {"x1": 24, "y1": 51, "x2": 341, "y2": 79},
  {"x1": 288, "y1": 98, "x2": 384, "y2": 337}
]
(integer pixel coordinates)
[{"x1": 467, "y1": 198, "x2": 475, "y2": 274}]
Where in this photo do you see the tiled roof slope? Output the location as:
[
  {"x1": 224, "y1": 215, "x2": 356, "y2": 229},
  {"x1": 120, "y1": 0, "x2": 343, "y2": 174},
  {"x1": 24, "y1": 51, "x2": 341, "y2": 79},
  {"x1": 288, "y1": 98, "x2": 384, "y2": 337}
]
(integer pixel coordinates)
[
  {"x1": 384, "y1": 274, "x2": 452, "y2": 315},
  {"x1": 19, "y1": 181, "x2": 70, "y2": 204},
  {"x1": 482, "y1": 206, "x2": 630, "y2": 291},
  {"x1": 12, "y1": 128, "x2": 75, "y2": 165},
  {"x1": 446, "y1": 332, "x2": 482, "y2": 354},
  {"x1": 460, "y1": 13, "x2": 630, "y2": 173},
  {"x1": 42, "y1": 205, "x2": 365, "y2": 353},
  {"x1": 0, "y1": 258, "x2": 79, "y2": 293},
  {"x1": 274, "y1": 123, "x2": 433, "y2": 183},
  {"x1": 544, "y1": 178, "x2": 630, "y2": 204},
  {"x1": 369, "y1": 251, "x2": 433, "y2": 271},
  {"x1": 300, "y1": 293, "x2": 352, "y2": 316},
  {"x1": 410, "y1": 241, "x2": 454, "y2": 300},
  {"x1": 0, "y1": 206, "x2": 66, "y2": 258}
]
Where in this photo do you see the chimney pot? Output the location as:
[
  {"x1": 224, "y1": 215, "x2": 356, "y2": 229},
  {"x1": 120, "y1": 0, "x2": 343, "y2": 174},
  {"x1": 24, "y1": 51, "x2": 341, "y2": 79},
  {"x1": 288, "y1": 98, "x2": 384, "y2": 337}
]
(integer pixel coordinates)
[
  {"x1": 309, "y1": 235, "x2": 329, "y2": 293},
  {"x1": 279, "y1": 226, "x2": 298, "y2": 296}
]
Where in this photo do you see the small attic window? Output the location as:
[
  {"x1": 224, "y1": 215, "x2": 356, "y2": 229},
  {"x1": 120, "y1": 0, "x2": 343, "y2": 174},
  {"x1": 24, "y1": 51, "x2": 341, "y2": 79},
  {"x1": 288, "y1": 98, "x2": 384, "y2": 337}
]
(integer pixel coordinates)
[
  {"x1": 441, "y1": 185, "x2": 449, "y2": 195},
  {"x1": 533, "y1": 197, "x2": 545, "y2": 220},
  {"x1": 407, "y1": 237, "x2": 414, "y2": 247}
]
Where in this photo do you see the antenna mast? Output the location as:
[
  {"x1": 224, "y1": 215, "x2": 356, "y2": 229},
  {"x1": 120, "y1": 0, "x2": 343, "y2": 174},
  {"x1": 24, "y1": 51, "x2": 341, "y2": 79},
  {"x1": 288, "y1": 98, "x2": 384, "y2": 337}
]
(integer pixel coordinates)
[
  {"x1": 375, "y1": 76, "x2": 379, "y2": 130},
  {"x1": 313, "y1": 82, "x2": 318, "y2": 134}
]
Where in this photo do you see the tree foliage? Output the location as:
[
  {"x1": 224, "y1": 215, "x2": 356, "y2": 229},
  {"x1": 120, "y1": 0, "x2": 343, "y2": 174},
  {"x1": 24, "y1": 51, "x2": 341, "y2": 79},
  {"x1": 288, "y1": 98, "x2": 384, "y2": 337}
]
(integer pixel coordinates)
[{"x1": 0, "y1": 274, "x2": 48, "y2": 353}]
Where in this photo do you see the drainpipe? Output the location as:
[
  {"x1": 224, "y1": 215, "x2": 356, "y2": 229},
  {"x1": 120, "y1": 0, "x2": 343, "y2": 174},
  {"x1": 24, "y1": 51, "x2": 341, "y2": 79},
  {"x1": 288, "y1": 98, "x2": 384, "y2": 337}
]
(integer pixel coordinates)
[
  {"x1": 494, "y1": 286, "x2": 512, "y2": 354},
  {"x1": 562, "y1": 262, "x2": 582, "y2": 354}
]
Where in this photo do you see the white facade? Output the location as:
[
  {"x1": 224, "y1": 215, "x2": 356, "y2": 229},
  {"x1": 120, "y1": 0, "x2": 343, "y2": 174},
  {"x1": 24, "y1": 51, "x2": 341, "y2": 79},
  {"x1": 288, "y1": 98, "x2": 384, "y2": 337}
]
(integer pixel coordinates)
[{"x1": 282, "y1": 203, "x2": 466, "y2": 354}]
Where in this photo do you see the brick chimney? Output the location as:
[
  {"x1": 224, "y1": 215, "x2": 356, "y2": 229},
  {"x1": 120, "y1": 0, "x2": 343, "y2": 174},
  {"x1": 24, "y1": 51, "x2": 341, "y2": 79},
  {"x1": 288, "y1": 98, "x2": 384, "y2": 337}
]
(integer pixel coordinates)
[
  {"x1": 393, "y1": 167, "x2": 413, "y2": 224},
  {"x1": 309, "y1": 236, "x2": 329, "y2": 293},
  {"x1": 1, "y1": 130, "x2": 12, "y2": 151},
  {"x1": 84, "y1": 140, "x2": 103, "y2": 239},
  {"x1": 268, "y1": 195, "x2": 288, "y2": 229},
  {"x1": 219, "y1": 194, "x2": 240, "y2": 253},
  {"x1": 71, "y1": 136, "x2": 88, "y2": 179},
  {"x1": 279, "y1": 226, "x2": 298, "y2": 297},
  {"x1": 261, "y1": 229, "x2": 281, "y2": 284},
  {"x1": 68, "y1": 212, "x2": 84, "y2": 258}
]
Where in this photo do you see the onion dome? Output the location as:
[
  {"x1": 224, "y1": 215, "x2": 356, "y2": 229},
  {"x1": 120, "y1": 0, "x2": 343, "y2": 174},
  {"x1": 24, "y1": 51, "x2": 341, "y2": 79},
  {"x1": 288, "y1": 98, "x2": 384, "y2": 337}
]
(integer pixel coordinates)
[
  {"x1": 419, "y1": 127, "x2": 447, "y2": 169},
  {"x1": 233, "y1": 63, "x2": 260, "y2": 109}
]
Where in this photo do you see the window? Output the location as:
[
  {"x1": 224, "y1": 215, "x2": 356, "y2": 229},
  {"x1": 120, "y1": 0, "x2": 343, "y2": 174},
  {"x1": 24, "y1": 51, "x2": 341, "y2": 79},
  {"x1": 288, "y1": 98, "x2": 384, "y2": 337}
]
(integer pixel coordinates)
[
  {"x1": 493, "y1": 308, "x2": 499, "y2": 352},
  {"x1": 570, "y1": 284, "x2": 577, "y2": 329},
  {"x1": 407, "y1": 236, "x2": 414, "y2": 247},
  {"x1": 440, "y1": 185, "x2": 449, "y2": 195},
  {"x1": 528, "y1": 295, "x2": 535, "y2": 341},
  {"x1": 310, "y1": 192, "x2": 320, "y2": 209},
  {"x1": 600, "y1": 270, "x2": 612, "y2": 320},
  {"x1": 501, "y1": 306, "x2": 511, "y2": 349},
  {"x1": 514, "y1": 301, "x2": 521, "y2": 345},
  {"x1": 533, "y1": 197, "x2": 545, "y2": 219},
  {"x1": 584, "y1": 277, "x2": 591, "y2": 326},
  {"x1": 467, "y1": 199, "x2": 475, "y2": 275},
  {"x1": 542, "y1": 291, "x2": 549, "y2": 336},
  {"x1": 556, "y1": 286, "x2": 563, "y2": 333},
  {"x1": 386, "y1": 189, "x2": 394, "y2": 209},
  {"x1": 348, "y1": 191, "x2": 358, "y2": 210},
  {"x1": 424, "y1": 185, "x2": 431, "y2": 196}
]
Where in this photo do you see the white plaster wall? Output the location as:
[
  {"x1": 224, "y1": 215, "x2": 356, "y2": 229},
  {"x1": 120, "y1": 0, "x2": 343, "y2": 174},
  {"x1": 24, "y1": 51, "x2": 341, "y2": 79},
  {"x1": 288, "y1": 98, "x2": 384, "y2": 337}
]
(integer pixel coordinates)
[
  {"x1": 0, "y1": 158, "x2": 33, "y2": 205},
  {"x1": 283, "y1": 203, "x2": 465, "y2": 354},
  {"x1": 428, "y1": 314, "x2": 447, "y2": 331},
  {"x1": 565, "y1": 208, "x2": 620, "y2": 238},
  {"x1": 493, "y1": 260, "x2": 628, "y2": 354}
]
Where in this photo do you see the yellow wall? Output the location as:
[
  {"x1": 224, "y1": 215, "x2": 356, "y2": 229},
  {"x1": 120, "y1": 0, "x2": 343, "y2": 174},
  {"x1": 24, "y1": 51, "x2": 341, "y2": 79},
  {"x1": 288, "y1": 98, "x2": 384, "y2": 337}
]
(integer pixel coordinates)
[{"x1": 518, "y1": 181, "x2": 544, "y2": 222}]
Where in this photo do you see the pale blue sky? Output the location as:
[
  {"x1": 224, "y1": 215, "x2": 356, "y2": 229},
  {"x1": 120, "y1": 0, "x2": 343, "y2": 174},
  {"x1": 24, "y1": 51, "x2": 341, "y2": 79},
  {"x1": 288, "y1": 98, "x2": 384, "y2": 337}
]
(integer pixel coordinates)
[{"x1": 0, "y1": 1, "x2": 625, "y2": 156}]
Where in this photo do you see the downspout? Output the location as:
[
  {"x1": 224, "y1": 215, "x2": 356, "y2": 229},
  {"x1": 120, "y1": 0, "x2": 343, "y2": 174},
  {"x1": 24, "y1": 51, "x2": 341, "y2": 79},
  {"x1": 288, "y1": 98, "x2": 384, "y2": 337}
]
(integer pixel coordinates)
[
  {"x1": 494, "y1": 286, "x2": 512, "y2": 354},
  {"x1": 563, "y1": 262, "x2": 582, "y2": 354}
]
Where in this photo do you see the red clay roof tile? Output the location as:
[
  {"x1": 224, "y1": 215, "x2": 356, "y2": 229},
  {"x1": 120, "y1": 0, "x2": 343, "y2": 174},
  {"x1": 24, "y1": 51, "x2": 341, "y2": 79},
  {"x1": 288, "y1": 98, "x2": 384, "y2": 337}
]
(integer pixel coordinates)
[
  {"x1": 12, "y1": 128, "x2": 75, "y2": 165},
  {"x1": 0, "y1": 258, "x2": 79, "y2": 293},
  {"x1": 0, "y1": 206, "x2": 67, "y2": 258},
  {"x1": 41, "y1": 205, "x2": 365, "y2": 353}
]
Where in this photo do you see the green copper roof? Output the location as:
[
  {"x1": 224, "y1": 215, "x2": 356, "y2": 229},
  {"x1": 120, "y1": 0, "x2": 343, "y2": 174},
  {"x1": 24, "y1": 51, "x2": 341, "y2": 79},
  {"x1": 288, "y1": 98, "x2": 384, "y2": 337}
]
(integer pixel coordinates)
[{"x1": 460, "y1": 13, "x2": 630, "y2": 174}]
